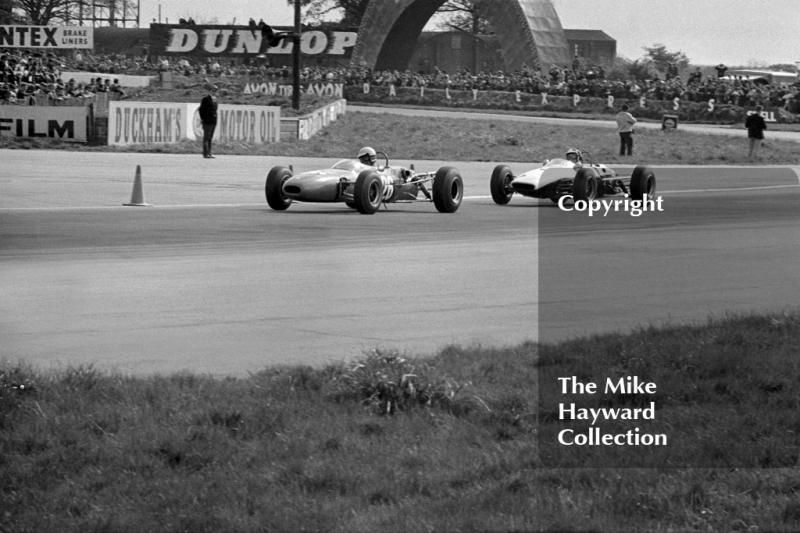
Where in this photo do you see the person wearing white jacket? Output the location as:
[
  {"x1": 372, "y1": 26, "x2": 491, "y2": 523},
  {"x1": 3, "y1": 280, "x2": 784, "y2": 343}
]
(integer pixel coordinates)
[{"x1": 615, "y1": 104, "x2": 637, "y2": 156}]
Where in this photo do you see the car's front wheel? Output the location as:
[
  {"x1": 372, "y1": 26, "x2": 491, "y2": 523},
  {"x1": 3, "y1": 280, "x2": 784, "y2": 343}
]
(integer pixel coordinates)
[
  {"x1": 353, "y1": 170, "x2": 383, "y2": 214},
  {"x1": 266, "y1": 166, "x2": 292, "y2": 211},
  {"x1": 630, "y1": 165, "x2": 656, "y2": 200},
  {"x1": 572, "y1": 168, "x2": 598, "y2": 202},
  {"x1": 433, "y1": 166, "x2": 463, "y2": 213},
  {"x1": 490, "y1": 165, "x2": 514, "y2": 205}
]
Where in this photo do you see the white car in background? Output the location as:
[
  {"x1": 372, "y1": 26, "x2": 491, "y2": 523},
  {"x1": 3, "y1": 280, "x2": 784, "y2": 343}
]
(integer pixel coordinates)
[{"x1": 490, "y1": 153, "x2": 656, "y2": 205}]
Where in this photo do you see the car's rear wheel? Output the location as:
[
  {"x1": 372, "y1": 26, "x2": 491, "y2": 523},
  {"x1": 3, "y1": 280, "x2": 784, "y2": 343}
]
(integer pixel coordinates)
[
  {"x1": 266, "y1": 166, "x2": 292, "y2": 211},
  {"x1": 630, "y1": 165, "x2": 656, "y2": 200},
  {"x1": 572, "y1": 168, "x2": 598, "y2": 202},
  {"x1": 433, "y1": 166, "x2": 463, "y2": 213},
  {"x1": 490, "y1": 165, "x2": 514, "y2": 205},
  {"x1": 354, "y1": 170, "x2": 383, "y2": 214},
  {"x1": 345, "y1": 201, "x2": 357, "y2": 209}
]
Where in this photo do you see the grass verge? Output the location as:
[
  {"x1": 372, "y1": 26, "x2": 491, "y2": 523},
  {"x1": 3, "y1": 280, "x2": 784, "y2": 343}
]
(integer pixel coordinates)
[
  {"x1": 3, "y1": 311, "x2": 800, "y2": 532},
  {"x1": 2, "y1": 110, "x2": 799, "y2": 165}
]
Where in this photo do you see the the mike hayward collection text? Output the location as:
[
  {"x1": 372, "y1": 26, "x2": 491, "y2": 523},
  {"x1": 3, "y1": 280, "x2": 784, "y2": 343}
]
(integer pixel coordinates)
[{"x1": 556, "y1": 376, "x2": 668, "y2": 446}]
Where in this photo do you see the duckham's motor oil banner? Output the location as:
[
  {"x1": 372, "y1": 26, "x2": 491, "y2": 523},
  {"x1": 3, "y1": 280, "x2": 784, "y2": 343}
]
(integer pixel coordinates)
[
  {"x1": 0, "y1": 25, "x2": 93, "y2": 49},
  {"x1": 148, "y1": 24, "x2": 357, "y2": 58},
  {"x1": 108, "y1": 101, "x2": 280, "y2": 146},
  {"x1": 188, "y1": 103, "x2": 281, "y2": 144}
]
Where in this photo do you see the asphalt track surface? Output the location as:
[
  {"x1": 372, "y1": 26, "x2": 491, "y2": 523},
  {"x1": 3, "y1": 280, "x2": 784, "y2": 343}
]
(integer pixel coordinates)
[{"x1": 2, "y1": 149, "x2": 799, "y2": 377}]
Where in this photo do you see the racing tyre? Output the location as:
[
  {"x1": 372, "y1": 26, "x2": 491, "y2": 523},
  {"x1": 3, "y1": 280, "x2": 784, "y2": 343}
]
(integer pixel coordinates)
[
  {"x1": 490, "y1": 165, "x2": 514, "y2": 205},
  {"x1": 266, "y1": 166, "x2": 292, "y2": 211},
  {"x1": 432, "y1": 166, "x2": 463, "y2": 213},
  {"x1": 345, "y1": 201, "x2": 357, "y2": 209},
  {"x1": 572, "y1": 167, "x2": 598, "y2": 202},
  {"x1": 353, "y1": 170, "x2": 383, "y2": 214},
  {"x1": 629, "y1": 165, "x2": 656, "y2": 201}
]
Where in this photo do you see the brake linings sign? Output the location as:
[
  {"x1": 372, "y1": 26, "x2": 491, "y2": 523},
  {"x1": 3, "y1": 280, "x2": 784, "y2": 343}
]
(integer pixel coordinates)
[
  {"x1": 109, "y1": 102, "x2": 280, "y2": 145},
  {"x1": 0, "y1": 25, "x2": 93, "y2": 49}
]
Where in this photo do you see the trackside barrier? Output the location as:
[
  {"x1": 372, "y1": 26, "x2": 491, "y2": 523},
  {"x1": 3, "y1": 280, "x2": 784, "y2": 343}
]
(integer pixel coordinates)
[{"x1": 280, "y1": 99, "x2": 347, "y2": 141}]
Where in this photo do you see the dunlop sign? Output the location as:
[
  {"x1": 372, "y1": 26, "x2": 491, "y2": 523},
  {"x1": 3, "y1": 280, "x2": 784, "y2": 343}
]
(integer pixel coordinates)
[
  {"x1": 149, "y1": 24, "x2": 356, "y2": 58},
  {"x1": 0, "y1": 106, "x2": 88, "y2": 142},
  {"x1": 189, "y1": 104, "x2": 281, "y2": 144},
  {"x1": 0, "y1": 25, "x2": 93, "y2": 49},
  {"x1": 108, "y1": 102, "x2": 193, "y2": 146}
]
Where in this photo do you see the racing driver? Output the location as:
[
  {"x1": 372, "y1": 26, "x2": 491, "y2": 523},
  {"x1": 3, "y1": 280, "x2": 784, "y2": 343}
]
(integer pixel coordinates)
[
  {"x1": 565, "y1": 148, "x2": 583, "y2": 165},
  {"x1": 357, "y1": 146, "x2": 431, "y2": 200},
  {"x1": 357, "y1": 146, "x2": 377, "y2": 166}
]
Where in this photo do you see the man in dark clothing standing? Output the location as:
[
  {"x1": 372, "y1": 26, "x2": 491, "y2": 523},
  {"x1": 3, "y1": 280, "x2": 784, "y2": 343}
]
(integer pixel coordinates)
[
  {"x1": 745, "y1": 105, "x2": 767, "y2": 162},
  {"x1": 199, "y1": 85, "x2": 219, "y2": 159}
]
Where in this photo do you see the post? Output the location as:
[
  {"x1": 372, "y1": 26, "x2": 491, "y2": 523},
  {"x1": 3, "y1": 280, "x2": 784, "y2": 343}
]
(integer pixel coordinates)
[{"x1": 292, "y1": 0, "x2": 301, "y2": 111}]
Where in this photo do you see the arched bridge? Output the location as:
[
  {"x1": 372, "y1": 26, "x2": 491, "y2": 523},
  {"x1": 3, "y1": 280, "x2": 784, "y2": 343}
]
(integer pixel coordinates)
[{"x1": 351, "y1": 0, "x2": 572, "y2": 73}]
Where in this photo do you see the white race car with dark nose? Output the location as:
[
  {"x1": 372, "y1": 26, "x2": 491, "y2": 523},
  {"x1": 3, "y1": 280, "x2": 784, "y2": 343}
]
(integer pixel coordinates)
[
  {"x1": 266, "y1": 151, "x2": 463, "y2": 214},
  {"x1": 490, "y1": 153, "x2": 656, "y2": 205}
]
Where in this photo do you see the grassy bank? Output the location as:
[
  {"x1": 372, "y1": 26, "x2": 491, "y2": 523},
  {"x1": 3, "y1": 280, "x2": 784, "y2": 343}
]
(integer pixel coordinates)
[
  {"x1": 3, "y1": 111, "x2": 800, "y2": 165},
  {"x1": 3, "y1": 312, "x2": 800, "y2": 532}
]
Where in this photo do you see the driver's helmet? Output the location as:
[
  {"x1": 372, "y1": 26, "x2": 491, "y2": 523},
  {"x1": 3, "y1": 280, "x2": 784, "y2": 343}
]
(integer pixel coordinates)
[
  {"x1": 357, "y1": 146, "x2": 377, "y2": 166},
  {"x1": 565, "y1": 148, "x2": 582, "y2": 163}
]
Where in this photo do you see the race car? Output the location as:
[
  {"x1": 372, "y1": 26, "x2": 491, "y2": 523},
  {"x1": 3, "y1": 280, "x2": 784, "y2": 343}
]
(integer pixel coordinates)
[
  {"x1": 265, "y1": 151, "x2": 463, "y2": 214},
  {"x1": 490, "y1": 150, "x2": 656, "y2": 205}
]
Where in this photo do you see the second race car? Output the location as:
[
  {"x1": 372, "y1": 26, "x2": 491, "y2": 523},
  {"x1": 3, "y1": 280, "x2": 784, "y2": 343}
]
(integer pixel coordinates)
[
  {"x1": 490, "y1": 148, "x2": 656, "y2": 205},
  {"x1": 266, "y1": 148, "x2": 463, "y2": 214}
]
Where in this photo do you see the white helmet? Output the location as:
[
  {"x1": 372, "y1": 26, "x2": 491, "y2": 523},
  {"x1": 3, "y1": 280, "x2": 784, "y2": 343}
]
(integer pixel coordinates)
[
  {"x1": 357, "y1": 146, "x2": 377, "y2": 165},
  {"x1": 565, "y1": 148, "x2": 582, "y2": 162}
]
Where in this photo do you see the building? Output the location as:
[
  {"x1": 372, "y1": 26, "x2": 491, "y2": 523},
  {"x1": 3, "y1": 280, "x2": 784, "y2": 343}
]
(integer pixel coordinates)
[
  {"x1": 407, "y1": 29, "x2": 616, "y2": 74},
  {"x1": 563, "y1": 29, "x2": 616, "y2": 64}
]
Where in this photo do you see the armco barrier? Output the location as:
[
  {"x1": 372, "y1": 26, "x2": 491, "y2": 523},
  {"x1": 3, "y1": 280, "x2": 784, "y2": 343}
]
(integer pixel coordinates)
[{"x1": 280, "y1": 99, "x2": 347, "y2": 141}]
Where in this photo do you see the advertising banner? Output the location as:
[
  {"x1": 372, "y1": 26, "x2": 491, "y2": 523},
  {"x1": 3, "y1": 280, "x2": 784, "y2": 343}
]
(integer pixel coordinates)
[
  {"x1": 149, "y1": 24, "x2": 357, "y2": 58},
  {"x1": 0, "y1": 25, "x2": 93, "y2": 49},
  {"x1": 188, "y1": 103, "x2": 281, "y2": 144},
  {"x1": 243, "y1": 82, "x2": 344, "y2": 98},
  {"x1": 108, "y1": 102, "x2": 193, "y2": 146},
  {"x1": 0, "y1": 106, "x2": 88, "y2": 142}
]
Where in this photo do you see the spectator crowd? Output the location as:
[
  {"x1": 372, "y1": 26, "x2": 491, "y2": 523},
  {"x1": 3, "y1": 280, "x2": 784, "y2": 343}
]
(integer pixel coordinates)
[
  {"x1": 1, "y1": 49, "x2": 125, "y2": 104},
  {"x1": 2, "y1": 43, "x2": 799, "y2": 112}
]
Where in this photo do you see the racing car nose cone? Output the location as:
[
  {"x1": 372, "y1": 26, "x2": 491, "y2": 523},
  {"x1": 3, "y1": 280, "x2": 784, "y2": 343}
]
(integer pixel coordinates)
[{"x1": 283, "y1": 175, "x2": 340, "y2": 202}]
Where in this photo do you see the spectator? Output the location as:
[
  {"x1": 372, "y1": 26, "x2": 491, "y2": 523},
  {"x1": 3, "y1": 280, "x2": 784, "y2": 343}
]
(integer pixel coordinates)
[
  {"x1": 715, "y1": 63, "x2": 728, "y2": 79},
  {"x1": 745, "y1": 105, "x2": 767, "y2": 162},
  {"x1": 199, "y1": 85, "x2": 219, "y2": 159},
  {"x1": 615, "y1": 104, "x2": 637, "y2": 156}
]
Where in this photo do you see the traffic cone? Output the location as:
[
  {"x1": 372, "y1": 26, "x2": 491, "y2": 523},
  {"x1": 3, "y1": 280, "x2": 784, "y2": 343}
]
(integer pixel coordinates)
[{"x1": 123, "y1": 165, "x2": 151, "y2": 206}]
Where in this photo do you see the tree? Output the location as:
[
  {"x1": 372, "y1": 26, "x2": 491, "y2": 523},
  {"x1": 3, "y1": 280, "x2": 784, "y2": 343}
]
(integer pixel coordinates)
[
  {"x1": 13, "y1": 0, "x2": 119, "y2": 26},
  {"x1": 768, "y1": 63, "x2": 798, "y2": 73},
  {"x1": 0, "y1": 0, "x2": 21, "y2": 23},
  {"x1": 641, "y1": 43, "x2": 689, "y2": 74},
  {"x1": 435, "y1": 0, "x2": 490, "y2": 35},
  {"x1": 287, "y1": 0, "x2": 370, "y2": 27}
]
